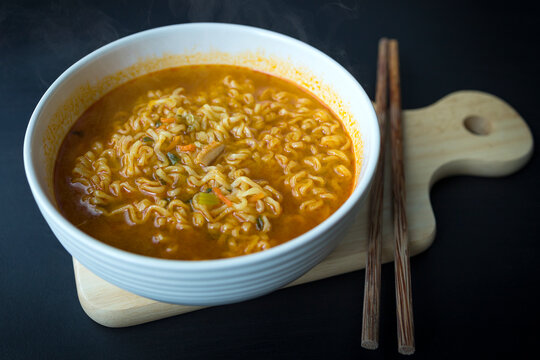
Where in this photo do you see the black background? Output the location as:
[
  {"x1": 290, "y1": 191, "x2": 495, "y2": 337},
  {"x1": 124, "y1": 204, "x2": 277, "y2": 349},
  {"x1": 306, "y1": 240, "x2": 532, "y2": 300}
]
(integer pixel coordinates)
[{"x1": 1, "y1": 0, "x2": 539, "y2": 359}]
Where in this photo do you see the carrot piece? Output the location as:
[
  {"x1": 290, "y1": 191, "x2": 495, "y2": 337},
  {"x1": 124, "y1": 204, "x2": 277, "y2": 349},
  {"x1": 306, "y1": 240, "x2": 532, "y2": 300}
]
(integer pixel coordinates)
[
  {"x1": 177, "y1": 144, "x2": 197, "y2": 152},
  {"x1": 165, "y1": 136, "x2": 181, "y2": 152},
  {"x1": 157, "y1": 124, "x2": 167, "y2": 130},
  {"x1": 212, "y1": 187, "x2": 233, "y2": 207},
  {"x1": 161, "y1": 117, "x2": 175, "y2": 124},
  {"x1": 248, "y1": 193, "x2": 265, "y2": 202}
]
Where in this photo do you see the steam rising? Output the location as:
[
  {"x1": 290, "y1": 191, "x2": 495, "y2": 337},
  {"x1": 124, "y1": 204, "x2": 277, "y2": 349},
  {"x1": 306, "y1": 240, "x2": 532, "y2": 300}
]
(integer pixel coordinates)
[
  {"x1": 171, "y1": 0, "x2": 361, "y2": 79},
  {"x1": 1, "y1": 0, "x2": 361, "y2": 90}
]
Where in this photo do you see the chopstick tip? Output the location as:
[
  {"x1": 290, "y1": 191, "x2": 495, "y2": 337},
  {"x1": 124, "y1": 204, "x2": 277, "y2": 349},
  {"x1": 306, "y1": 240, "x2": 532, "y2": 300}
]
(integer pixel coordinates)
[
  {"x1": 361, "y1": 340, "x2": 379, "y2": 350},
  {"x1": 398, "y1": 345, "x2": 415, "y2": 355}
]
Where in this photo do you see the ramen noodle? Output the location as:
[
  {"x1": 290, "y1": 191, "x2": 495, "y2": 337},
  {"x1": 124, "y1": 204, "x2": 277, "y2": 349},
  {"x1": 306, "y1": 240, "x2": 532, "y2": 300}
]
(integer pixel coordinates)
[{"x1": 54, "y1": 65, "x2": 356, "y2": 260}]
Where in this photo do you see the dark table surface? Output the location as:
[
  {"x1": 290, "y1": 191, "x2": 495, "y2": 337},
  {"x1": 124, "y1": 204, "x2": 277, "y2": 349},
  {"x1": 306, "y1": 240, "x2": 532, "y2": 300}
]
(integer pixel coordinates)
[{"x1": 1, "y1": 0, "x2": 539, "y2": 359}]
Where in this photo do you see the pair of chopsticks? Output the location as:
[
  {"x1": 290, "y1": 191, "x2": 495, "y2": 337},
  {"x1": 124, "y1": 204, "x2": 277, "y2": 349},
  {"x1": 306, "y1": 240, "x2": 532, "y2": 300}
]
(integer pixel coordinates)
[{"x1": 361, "y1": 38, "x2": 415, "y2": 355}]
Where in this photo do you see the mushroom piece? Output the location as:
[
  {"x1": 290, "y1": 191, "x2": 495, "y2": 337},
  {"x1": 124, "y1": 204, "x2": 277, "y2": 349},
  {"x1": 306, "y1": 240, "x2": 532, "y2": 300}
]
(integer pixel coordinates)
[{"x1": 196, "y1": 142, "x2": 225, "y2": 166}]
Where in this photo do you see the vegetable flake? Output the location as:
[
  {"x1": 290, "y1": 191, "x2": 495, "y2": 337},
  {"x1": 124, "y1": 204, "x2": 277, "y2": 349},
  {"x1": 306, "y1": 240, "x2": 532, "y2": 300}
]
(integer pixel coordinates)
[
  {"x1": 256, "y1": 216, "x2": 264, "y2": 231},
  {"x1": 167, "y1": 152, "x2": 180, "y2": 165}
]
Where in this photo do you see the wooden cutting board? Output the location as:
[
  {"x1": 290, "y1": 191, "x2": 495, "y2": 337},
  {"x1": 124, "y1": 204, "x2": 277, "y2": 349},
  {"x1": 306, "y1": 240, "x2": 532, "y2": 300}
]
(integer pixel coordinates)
[{"x1": 72, "y1": 91, "x2": 533, "y2": 327}]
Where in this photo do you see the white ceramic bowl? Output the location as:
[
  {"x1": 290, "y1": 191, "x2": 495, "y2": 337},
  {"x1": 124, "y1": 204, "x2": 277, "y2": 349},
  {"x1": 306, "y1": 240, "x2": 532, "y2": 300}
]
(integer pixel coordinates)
[{"x1": 24, "y1": 23, "x2": 379, "y2": 306}]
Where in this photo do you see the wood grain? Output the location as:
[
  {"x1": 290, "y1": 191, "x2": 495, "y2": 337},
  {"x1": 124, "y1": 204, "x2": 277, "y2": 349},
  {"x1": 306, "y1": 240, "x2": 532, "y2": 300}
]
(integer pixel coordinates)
[
  {"x1": 388, "y1": 39, "x2": 415, "y2": 355},
  {"x1": 73, "y1": 91, "x2": 533, "y2": 328},
  {"x1": 361, "y1": 37, "x2": 389, "y2": 350}
]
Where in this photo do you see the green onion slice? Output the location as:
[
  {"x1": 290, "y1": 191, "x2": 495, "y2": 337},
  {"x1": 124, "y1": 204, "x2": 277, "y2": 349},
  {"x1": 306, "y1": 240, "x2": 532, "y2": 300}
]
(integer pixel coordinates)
[{"x1": 197, "y1": 192, "x2": 219, "y2": 206}]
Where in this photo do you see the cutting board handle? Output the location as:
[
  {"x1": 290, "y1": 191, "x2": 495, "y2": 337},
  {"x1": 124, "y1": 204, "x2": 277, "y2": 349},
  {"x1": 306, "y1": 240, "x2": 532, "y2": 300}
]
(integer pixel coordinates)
[{"x1": 404, "y1": 90, "x2": 533, "y2": 186}]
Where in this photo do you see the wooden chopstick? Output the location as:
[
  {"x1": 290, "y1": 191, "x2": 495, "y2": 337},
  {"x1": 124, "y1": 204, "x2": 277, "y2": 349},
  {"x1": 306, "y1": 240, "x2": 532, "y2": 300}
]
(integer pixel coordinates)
[
  {"x1": 361, "y1": 37, "x2": 389, "y2": 350},
  {"x1": 388, "y1": 39, "x2": 415, "y2": 355}
]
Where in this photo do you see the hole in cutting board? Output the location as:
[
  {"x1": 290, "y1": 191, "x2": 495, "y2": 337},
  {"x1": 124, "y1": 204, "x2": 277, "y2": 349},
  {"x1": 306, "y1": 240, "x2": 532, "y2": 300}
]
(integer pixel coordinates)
[{"x1": 463, "y1": 115, "x2": 492, "y2": 135}]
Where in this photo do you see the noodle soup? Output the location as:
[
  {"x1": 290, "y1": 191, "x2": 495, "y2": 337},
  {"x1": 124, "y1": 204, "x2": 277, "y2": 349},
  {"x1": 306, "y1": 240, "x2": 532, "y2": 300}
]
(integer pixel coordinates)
[{"x1": 54, "y1": 65, "x2": 355, "y2": 260}]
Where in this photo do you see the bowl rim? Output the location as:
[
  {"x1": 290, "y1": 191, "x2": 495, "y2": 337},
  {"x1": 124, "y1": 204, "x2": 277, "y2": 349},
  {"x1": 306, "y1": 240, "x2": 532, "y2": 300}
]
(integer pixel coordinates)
[{"x1": 23, "y1": 22, "x2": 379, "y2": 270}]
